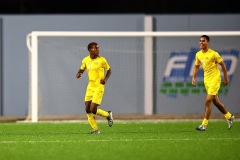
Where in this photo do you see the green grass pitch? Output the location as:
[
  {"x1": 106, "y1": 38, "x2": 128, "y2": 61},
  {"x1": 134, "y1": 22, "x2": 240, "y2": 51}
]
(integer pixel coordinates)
[{"x1": 0, "y1": 120, "x2": 239, "y2": 160}]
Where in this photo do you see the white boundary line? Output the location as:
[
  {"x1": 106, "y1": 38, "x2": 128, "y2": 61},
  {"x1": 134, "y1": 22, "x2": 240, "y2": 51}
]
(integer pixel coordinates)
[
  {"x1": 16, "y1": 119, "x2": 240, "y2": 123},
  {"x1": 1, "y1": 138, "x2": 240, "y2": 144}
]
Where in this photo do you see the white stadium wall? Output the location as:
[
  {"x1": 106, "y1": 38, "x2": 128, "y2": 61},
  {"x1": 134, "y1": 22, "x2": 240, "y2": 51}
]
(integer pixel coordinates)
[{"x1": 1, "y1": 14, "x2": 240, "y2": 117}]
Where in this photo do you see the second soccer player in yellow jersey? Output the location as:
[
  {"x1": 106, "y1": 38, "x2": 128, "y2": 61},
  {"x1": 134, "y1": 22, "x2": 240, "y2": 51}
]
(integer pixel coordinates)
[{"x1": 192, "y1": 35, "x2": 234, "y2": 131}]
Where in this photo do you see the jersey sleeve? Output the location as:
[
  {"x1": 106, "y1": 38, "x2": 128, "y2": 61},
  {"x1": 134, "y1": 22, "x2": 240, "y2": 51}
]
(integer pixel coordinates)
[
  {"x1": 215, "y1": 51, "x2": 223, "y2": 63},
  {"x1": 102, "y1": 57, "x2": 111, "y2": 70},
  {"x1": 80, "y1": 58, "x2": 86, "y2": 70},
  {"x1": 194, "y1": 53, "x2": 201, "y2": 66}
]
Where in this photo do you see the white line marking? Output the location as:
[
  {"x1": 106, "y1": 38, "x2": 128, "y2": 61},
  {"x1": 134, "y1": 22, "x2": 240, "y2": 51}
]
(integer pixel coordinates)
[{"x1": 1, "y1": 138, "x2": 239, "y2": 143}]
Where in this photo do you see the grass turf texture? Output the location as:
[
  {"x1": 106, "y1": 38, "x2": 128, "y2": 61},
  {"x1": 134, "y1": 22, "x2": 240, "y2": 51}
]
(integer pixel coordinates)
[{"x1": 0, "y1": 120, "x2": 239, "y2": 160}]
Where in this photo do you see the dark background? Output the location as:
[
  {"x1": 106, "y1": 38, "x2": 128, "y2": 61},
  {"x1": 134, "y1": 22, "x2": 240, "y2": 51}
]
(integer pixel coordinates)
[{"x1": 0, "y1": 0, "x2": 239, "y2": 14}]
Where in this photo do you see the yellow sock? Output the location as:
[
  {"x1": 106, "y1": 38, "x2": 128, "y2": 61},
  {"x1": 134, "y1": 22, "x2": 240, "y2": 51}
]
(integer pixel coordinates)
[
  {"x1": 224, "y1": 112, "x2": 231, "y2": 119},
  {"x1": 96, "y1": 108, "x2": 109, "y2": 117},
  {"x1": 87, "y1": 113, "x2": 98, "y2": 130},
  {"x1": 201, "y1": 118, "x2": 208, "y2": 126}
]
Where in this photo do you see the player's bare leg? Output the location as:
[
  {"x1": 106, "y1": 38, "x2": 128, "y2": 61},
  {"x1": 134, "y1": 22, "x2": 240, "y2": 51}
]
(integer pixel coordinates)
[
  {"x1": 196, "y1": 94, "x2": 213, "y2": 131},
  {"x1": 204, "y1": 94, "x2": 213, "y2": 120},
  {"x1": 213, "y1": 95, "x2": 234, "y2": 129},
  {"x1": 213, "y1": 95, "x2": 228, "y2": 114},
  {"x1": 86, "y1": 101, "x2": 100, "y2": 134}
]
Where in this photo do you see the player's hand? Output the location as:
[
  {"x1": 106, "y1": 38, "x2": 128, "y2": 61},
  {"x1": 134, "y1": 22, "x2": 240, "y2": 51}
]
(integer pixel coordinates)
[
  {"x1": 76, "y1": 72, "x2": 81, "y2": 78},
  {"x1": 100, "y1": 79, "x2": 106, "y2": 85},
  {"x1": 223, "y1": 78, "x2": 229, "y2": 85},
  {"x1": 192, "y1": 78, "x2": 196, "y2": 86}
]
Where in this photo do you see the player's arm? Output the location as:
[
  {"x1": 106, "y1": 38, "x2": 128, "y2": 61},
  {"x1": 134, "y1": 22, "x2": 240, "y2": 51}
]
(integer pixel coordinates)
[
  {"x1": 219, "y1": 61, "x2": 229, "y2": 85},
  {"x1": 192, "y1": 65, "x2": 200, "y2": 86},
  {"x1": 100, "y1": 68, "x2": 112, "y2": 85},
  {"x1": 76, "y1": 69, "x2": 85, "y2": 79},
  {"x1": 76, "y1": 59, "x2": 86, "y2": 78}
]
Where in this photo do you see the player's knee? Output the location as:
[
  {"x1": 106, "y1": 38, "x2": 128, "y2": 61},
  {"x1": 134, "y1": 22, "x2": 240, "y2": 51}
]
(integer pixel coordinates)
[
  {"x1": 85, "y1": 108, "x2": 91, "y2": 113},
  {"x1": 91, "y1": 109, "x2": 97, "y2": 114}
]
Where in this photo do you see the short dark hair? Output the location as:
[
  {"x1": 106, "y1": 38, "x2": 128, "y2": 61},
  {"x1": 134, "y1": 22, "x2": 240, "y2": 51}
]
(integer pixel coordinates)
[
  {"x1": 201, "y1": 35, "x2": 210, "y2": 42},
  {"x1": 87, "y1": 42, "x2": 98, "y2": 51}
]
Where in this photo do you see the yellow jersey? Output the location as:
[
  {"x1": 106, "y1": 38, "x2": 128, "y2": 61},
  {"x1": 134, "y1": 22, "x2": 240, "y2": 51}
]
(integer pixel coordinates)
[
  {"x1": 195, "y1": 48, "x2": 222, "y2": 83},
  {"x1": 80, "y1": 55, "x2": 110, "y2": 84}
]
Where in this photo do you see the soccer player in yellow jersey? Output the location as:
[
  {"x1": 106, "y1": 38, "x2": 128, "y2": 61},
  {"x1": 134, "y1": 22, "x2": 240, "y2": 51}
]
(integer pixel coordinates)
[
  {"x1": 192, "y1": 35, "x2": 234, "y2": 131},
  {"x1": 76, "y1": 42, "x2": 113, "y2": 134}
]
